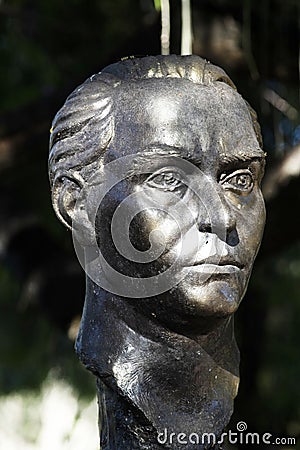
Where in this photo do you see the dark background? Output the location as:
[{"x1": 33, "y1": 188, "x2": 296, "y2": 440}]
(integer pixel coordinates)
[{"x1": 0, "y1": 0, "x2": 299, "y2": 448}]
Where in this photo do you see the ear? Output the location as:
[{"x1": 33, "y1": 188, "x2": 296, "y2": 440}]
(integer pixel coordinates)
[{"x1": 51, "y1": 176, "x2": 95, "y2": 244}]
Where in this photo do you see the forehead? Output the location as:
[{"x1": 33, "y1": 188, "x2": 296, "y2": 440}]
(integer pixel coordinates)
[{"x1": 106, "y1": 78, "x2": 263, "y2": 162}]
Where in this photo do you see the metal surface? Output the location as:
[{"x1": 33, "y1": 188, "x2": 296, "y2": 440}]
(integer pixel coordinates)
[{"x1": 49, "y1": 55, "x2": 266, "y2": 449}]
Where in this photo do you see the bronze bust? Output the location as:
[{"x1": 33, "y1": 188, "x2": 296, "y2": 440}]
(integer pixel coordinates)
[{"x1": 49, "y1": 55, "x2": 265, "y2": 449}]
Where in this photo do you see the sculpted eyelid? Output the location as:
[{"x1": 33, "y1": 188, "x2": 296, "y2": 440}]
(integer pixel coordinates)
[
  {"x1": 146, "y1": 167, "x2": 186, "y2": 180},
  {"x1": 218, "y1": 163, "x2": 258, "y2": 181},
  {"x1": 220, "y1": 168, "x2": 252, "y2": 182}
]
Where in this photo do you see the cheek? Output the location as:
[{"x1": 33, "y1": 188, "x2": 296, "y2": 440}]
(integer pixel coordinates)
[
  {"x1": 131, "y1": 192, "x2": 197, "y2": 252},
  {"x1": 237, "y1": 193, "x2": 266, "y2": 255},
  {"x1": 129, "y1": 210, "x2": 183, "y2": 255}
]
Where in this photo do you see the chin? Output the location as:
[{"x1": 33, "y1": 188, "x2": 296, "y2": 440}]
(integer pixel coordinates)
[
  {"x1": 151, "y1": 278, "x2": 243, "y2": 335},
  {"x1": 129, "y1": 271, "x2": 249, "y2": 334},
  {"x1": 171, "y1": 273, "x2": 247, "y2": 317},
  {"x1": 182, "y1": 280, "x2": 242, "y2": 315}
]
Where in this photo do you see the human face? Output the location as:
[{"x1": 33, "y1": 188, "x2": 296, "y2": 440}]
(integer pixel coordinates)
[{"x1": 96, "y1": 78, "x2": 265, "y2": 332}]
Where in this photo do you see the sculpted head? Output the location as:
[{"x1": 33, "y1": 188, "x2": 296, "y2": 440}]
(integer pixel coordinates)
[
  {"x1": 49, "y1": 55, "x2": 266, "y2": 446},
  {"x1": 49, "y1": 55, "x2": 265, "y2": 335}
]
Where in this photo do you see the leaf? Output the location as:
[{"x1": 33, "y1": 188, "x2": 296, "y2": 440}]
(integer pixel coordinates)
[{"x1": 154, "y1": 0, "x2": 161, "y2": 12}]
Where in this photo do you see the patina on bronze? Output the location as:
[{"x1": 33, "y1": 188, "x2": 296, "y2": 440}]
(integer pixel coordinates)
[{"x1": 49, "y1": 55, "x2": 266, "y2": 449}]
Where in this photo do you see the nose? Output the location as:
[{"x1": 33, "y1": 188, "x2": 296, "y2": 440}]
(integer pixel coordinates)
[{"x1": 197, "y1": 196, "x2": 238, "y2": 245}]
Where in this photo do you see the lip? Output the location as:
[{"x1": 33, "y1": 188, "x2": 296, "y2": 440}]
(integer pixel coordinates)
[
  {"x1": 183, "y1": 263, "x2": 241, "y2": 274},
  {"x1": 182, "y1": 257, "x2": 244, "y2": 274}
]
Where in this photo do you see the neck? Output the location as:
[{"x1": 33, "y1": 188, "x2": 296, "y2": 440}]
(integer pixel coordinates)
[{"x1": 76, "y1": 280, "x2": 240, "y2": 449}]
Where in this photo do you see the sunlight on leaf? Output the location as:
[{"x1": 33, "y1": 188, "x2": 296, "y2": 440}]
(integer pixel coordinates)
[{"x1": 154, "y1": 0, "x2": 161, "y2": 12}]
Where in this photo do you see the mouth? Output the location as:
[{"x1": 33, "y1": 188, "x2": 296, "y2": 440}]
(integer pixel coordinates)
[
  {"x1": 183, "y1": 257, "x2": 244, "y2": 274},
  {"x1": 185, "y1": 264, "x2": 240, "y2": 274}
]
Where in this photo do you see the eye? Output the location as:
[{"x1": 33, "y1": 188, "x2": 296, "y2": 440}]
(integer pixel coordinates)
[
  {"x1": 145, "y1": 169, "x2": 186, "y2": 192},
  {"x1": 220, "y1": 169, "x2": 254, "y2": 195}
]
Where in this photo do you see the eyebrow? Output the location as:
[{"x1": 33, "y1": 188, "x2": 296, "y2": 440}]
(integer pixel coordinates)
[
  {"x1": 133, "y1": 144, "x2": 202, "y2": 165},
  {"x1": 124, "y1": 145, "x2": 194, "y2": 174},
  {"x1": 218, "y1": 151, "x2": 265, "y2": 165},
  {"x1": 140, "y1": 144, "x2": 191, "y2": 158}
]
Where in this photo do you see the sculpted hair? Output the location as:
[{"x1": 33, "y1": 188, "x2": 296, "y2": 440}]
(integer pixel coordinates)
[{"x1": 49, "y1": 55, "x2": 262, "y2": 190}]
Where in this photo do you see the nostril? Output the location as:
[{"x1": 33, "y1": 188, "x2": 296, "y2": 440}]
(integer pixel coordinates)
[
  {"x1": 198, "y1": 223, "x2": 212, "y2": 233},
  {"x1": 227, "y1": 229, "x2": 239, "y2": 246},
  {"x1": 197, "y1": 212, "x2": 237, "y2": 244}
]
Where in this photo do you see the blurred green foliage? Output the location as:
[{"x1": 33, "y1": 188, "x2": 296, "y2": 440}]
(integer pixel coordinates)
[{"x1": 0, "y1": 0, "x2": 144, "y2": 111}]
